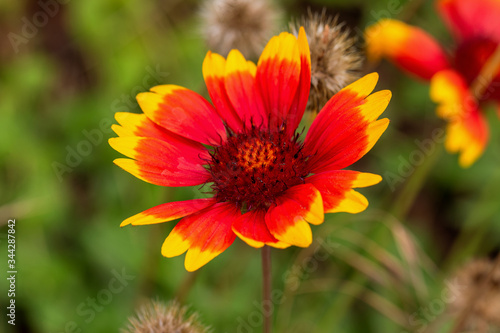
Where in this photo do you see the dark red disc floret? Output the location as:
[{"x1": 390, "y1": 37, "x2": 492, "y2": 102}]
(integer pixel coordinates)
[{"x1": 207, "y1": 125, "x2": 309, "y2": 210}]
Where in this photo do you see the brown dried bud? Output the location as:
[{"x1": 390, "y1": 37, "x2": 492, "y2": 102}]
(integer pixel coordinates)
[
  {"x1": 448, "y1": 258, "x2": 500, "y2": 330},
  {"x1": 122, "y1": 300, "x2": 210, "y2": 333},
  {"x1": 200, "y1": 0, "x2": 280, "y2": 59},
  {"x1": 290, "y1": 10, "x2": 363, "y2": 113}
]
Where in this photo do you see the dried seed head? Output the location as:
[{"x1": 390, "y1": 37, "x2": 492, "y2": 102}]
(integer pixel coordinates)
[
  {"x1": 121, "y1": 300, "x2": 210, "y2": 333},
  {"x1": 290, "y1": 10, "x2": 363, "y2": 112},
  {"x1": 200, "y1": 0, "x2": 280, "y2": 58},
  {"x1": 448, "y1": 258, "x2": 500, "y2": 329}
]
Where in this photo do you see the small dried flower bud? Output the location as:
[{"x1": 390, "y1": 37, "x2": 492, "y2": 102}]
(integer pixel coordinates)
[
  {"x1": 290, "y1": 10, "x2": 363, "y2": 113},
  {"x1": 200, "y1": 0, "x2": 280, "y2": 58},
  {"x1": 122, "y1": 300, "x2": 210, "y2": 333},
  {"x1": 448, "y1": 258, "x2": 500, "y2": 329}
]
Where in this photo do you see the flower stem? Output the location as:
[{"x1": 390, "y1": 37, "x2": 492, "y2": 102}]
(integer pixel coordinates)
[
  {"x1": 471, "y1": 44, "x2": 500, "y2": 101},
  {"x1": 390, "y1": 142, "x2": 443, "y2": 219},
  {"x1": 262, "y1": 246, "x2": 272, "y2": 333},
  {"x1": 443, "y1": 167, "x2": 500, "y2": 271}
]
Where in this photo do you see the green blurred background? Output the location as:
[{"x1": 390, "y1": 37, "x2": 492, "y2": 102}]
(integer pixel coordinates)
[{"x1": 2, "y1": 0, "x2": 500, "y2": 332}]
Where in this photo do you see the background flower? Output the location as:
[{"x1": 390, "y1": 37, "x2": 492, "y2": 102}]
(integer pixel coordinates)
[{"x1": 365, "y1": 0, "x2": 500, "y2": 167}]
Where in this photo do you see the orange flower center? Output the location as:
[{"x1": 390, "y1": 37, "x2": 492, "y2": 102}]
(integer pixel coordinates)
[
  {"x1": 208, "y1": 126, "x2": 309, "y2": 210},
  {"x1": 236, "y1": 138, "x2": 276, "y2": 171}
]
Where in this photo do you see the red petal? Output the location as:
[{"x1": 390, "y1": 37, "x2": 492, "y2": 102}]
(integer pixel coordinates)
[
  {"x1": 232, "y1": 209, "x2": 290, "y2": 249},
  {"x1": 224, "y1": 50, "x2": 268, "y2": 129},
  {"x1": 161, "y1": 203, "x2": 241, "y2": 271},
  {"x1": 365, "y1": 19, "x2": 450, "y2": 81},
  {"x1": 203, "y1": 51, "x2": 244, "y2": 132},
  {"x1": 265, "y1": 184, "x2": 323, "y2": 248},
  {"x1": 438, "y1": 0, "x2": 500, "y2": 42},
  {"x1": 109, "y1": 136, "x2": 210, "y2": 186},
  {"x1": 121, "y1": 198, "x2": 216, "y2": 226},
  {"x1": 256, "y1": 31, "x2": 301, "y2": 129},
  {"x1": 306, "y1": 171, "x2": 381, "y2": 213},
  {"x1": 137, "y1": 85, "x2": 226, "y2": 145},
  {"x1": 304, "y1": 73, "x2": 390, "y2": 173}
]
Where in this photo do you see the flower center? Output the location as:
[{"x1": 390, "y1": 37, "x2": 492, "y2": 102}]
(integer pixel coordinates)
[
  {"x1": 455, "y1": 37, "x2": 498, "y2": 86},
  {"x1": 208, "y1": 127, "x2": 309, "y2": 210}
]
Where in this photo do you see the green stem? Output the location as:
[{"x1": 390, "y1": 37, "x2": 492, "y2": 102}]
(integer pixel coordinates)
[
  {"x1": 175, "y1": 270, "x2": 200, "y2": 304},
  {"x1": 444, "y1": 168, "x2": 500, "y2": 271},
  {"x1": 262, "y1": 246, "x2": 272, "y2": 333},
  {"x1": 471, "y1": 44, "x2": 500, "y2": 101},
  {"x1": 390, "y1": 143, "x2": 443, "y2": 219}
]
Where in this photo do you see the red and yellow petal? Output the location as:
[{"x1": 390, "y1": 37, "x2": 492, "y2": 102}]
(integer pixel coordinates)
[
  {"x1": 112, "y1": 159, "x2": 209, "y2": 187},
  {"x1": 304, "y1": 73, "x2": 391, "y2": 173},
  {"x1": 430, "y1": 69, "x2": 489, "y2": 167},
  {"x1": 430, "y1": 69, "x2": 469, "y2": 120},
  {"x1": 112, "y1": 112, "x2": 169, "y2": 140},
  {"x1": 365, "y1": 19, "x2": 450, "y2": 81},
  {"x1": 136, "y1": 85, "x2": 226, "y2": 146},
  {"x1": 307, "y1": 171, "x2": 382, "y2": 213},
  {"x1": 161, "y1": 203, "x2": 241, "y2": 271},
  {"x1": 112, "y1": 112, "x2": 203, "y2": 147},
  {"x1": 109, "y1": 136, "x2": 210, "y2": 186},
  {"x1": 256, "y1": 30, "x2": 301, "y2": 129},
  {"x1": 288, "y1": 27, "x2": 312, "y2": 135},
  {"x1": 445, "y1": 115, "x2": 489, "y2": 167},
  {"x1": 265, "y1": 184, "x2": 324, "y2": 248},
  {"x1": 232, "y1": 209, "x2": 290, "y2": 249},
  {"x1": 203, "y1": 51, "x2": 244, "y2": 132},
  {"x1": 224, "y1": 50, "x2": 268, "y2": 128},
  {"x1": 120, "y1": 198, "x2": 216, "y2": 227},
  {"x1": 109, "y1": 136, "x2": 209, "y2": 167},
  {"x1": 438, "y1": 0, "x2": 500, "y2": 42},
  {"x1": 430, "y1": 68, "x2": 496, "y2": 161}
]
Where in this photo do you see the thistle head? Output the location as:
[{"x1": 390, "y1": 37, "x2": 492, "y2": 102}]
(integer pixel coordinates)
[
  {"x1": 122, "y1": 300, "x2": 210, "y2": 333},
  {"x1": 290, "y1": 10, "x2": 363, "y2": 112},
  {"x1": 200, "y1": 0, "x2": 280, "y2": 58},
  {"x1": 448, "y1": 258, "x2": 500, "y2": 329}
]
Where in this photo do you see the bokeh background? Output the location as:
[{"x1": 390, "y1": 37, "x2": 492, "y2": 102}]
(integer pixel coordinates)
[{"x1": 2, "y1": 0, "x2": 500, "y2": 332}]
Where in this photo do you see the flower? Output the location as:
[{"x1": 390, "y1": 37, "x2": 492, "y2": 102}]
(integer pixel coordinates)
[
  {"x1": 365, "y1": 0, "x2": 500, "y2": 167},
  {"x1": 109, "y1": 28, "x2": 390, "y2": 271},
  {"x1": 121, "y1": 300, "x2": 209, "y2": 333},
  {"x1": 290, "y1": 10, "x2": 363, "y2": 112},
  {"x1": 200, "y1": 0, "x2": 280, "y2": 58}
]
